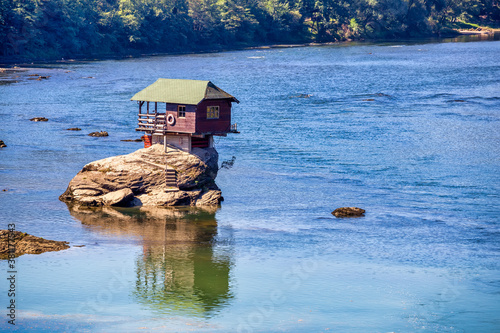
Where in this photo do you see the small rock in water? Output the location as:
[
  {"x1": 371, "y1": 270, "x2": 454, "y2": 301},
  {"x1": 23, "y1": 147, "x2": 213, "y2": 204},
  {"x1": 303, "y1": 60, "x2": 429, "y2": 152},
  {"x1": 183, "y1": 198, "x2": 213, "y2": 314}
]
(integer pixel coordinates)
[
  {"x1": 0, "y1": 140, "x2": 6, "y2": 148},
  {"x1": 30, "y1": 117, "x2": 48, "y2": 122},
  {"x1": 332, "y1": 207, "x2": 365, "y2": 218},
  {"x1": 88, "y1": 131, "x2": 109, "y2": 137},
  {"x1": 291, "y1": 93, "x2": 312, "y2": 98},
  {"x1": 362, "y1": 98, "x2": 375, "y2": 101},
  {"x1": 66, "y1": 127, "x2": 82, "y2": 131},
  {"x1": 121, "y1": 138, "x2": 143, "y2": 142}
]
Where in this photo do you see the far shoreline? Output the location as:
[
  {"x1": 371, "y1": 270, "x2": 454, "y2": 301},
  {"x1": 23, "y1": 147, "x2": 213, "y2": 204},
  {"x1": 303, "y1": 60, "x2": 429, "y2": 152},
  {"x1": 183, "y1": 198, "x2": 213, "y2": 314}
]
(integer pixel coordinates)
[{"x1": 1, "y1": 29, "x2": 499, "y2": 68}]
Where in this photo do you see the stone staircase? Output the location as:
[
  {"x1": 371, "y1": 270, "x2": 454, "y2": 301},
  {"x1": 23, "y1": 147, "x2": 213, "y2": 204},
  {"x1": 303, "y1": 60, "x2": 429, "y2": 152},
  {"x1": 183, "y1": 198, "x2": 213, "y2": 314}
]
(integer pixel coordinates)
[{"x1": 165, "y1": 168, "x2": 178, "y2": 188}]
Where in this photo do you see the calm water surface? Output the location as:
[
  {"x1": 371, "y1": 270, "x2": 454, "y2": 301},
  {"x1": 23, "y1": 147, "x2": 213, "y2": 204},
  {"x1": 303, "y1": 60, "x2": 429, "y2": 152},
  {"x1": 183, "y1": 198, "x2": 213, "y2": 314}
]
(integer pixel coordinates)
[{"x1": 0, "y1": 38, "x2": 499, "y2": 332}]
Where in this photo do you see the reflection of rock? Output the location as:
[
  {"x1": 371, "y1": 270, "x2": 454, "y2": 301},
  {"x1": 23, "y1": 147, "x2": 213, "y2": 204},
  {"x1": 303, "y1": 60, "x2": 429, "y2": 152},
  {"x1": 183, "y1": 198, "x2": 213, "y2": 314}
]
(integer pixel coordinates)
[
  {"x1": 59, "y1": 144, "x2": 222, "y2": 207},
  {"x1": 332, "y1": 207, "x2": 365, "y2": 217},
  {"x1": 67, "y1": 205, "x2": 232, "y2": 315},
  {"x1": 0, "y1": 230, "x2": 69, "y2": 258}
]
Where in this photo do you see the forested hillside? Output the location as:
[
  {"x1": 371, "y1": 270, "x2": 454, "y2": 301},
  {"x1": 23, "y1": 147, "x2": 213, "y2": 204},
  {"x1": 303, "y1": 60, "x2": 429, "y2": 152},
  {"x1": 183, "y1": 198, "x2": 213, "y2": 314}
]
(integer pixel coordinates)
[{"x1": 1, "y1": 0, "x2": 499, "y2": 61}]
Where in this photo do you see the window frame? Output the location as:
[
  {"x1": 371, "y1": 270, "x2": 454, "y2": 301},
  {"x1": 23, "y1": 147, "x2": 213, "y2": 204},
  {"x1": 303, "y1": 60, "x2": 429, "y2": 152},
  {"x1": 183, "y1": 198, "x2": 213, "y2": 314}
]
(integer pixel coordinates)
[
  {"x1": 177, "y1": 105, "x2": 186, "y2": 118},
  {"x1": 207, "y1": 106, "x2": 219, "y2": 119}
]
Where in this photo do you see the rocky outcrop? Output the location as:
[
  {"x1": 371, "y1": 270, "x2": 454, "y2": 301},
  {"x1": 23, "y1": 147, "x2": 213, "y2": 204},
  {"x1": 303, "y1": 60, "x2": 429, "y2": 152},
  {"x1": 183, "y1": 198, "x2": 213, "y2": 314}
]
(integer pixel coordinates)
[
  {"x1": 59, "y1": 144, "x2": 223, "y2": 207},
  {"x1": 332, "y1": 207, "x2": 365, "y2": 217},
  {"x1": 0, "y1": 230, "x2": 69, "y2": 257}
]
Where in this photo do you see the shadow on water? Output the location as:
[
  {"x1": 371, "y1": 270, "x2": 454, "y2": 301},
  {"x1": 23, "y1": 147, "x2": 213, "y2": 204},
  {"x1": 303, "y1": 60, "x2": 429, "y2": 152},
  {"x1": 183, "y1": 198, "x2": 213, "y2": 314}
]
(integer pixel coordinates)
[{"x1": 67, "y1": 205, "x2": 233, "y2": 318}]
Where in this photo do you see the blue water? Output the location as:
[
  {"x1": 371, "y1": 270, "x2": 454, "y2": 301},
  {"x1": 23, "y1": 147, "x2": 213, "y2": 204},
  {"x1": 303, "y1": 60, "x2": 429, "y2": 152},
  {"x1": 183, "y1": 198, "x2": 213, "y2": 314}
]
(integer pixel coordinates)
[{"x1": 1, "y1": 39, "x2": 499, "y2": 332}]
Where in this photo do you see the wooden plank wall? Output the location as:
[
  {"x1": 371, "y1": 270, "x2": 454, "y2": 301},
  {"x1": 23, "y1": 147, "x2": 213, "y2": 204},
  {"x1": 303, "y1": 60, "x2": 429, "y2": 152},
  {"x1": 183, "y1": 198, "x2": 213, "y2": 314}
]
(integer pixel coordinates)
[
  {"x1": 152, "y1": 134, "x2": 191, "y2": 152},
  {"x1": 195, "y1": 99, "x2": 232, "y2": 134},
  {"x1": 164, "y1": 103, "x2": 196, "y2": 133}
]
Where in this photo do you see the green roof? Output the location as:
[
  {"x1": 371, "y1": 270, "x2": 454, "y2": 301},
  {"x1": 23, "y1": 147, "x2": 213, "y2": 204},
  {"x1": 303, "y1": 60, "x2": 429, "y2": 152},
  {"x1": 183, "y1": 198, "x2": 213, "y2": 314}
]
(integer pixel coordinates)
[{"x1": 131, "y1": 79, "x2": 239, "y2": 104}]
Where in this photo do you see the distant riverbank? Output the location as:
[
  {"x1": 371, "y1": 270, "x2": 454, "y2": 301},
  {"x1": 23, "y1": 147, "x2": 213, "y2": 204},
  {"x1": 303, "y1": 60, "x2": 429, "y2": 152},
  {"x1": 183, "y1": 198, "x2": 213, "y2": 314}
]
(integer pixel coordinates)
[{"x1": 1, "y1": 29, "x2": 499, "y2": 68}]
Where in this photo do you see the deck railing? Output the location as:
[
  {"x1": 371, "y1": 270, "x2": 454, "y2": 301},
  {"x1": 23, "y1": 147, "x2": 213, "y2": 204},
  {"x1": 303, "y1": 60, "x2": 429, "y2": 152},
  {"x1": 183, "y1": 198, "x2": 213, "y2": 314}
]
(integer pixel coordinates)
[
  {"x1": 230, "y1": 123, "x2": 239, "y2": 133},
  {"x1": 137, "y1": 113, "x2": 167, "y2": 133},
  {"x1": 138, "y1": 114, "x2": 240, "y2": 134}
]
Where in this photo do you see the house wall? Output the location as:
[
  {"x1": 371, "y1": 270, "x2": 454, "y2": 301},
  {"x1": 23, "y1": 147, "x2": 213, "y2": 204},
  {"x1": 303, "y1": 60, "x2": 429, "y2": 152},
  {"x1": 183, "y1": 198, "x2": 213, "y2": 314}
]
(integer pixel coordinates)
[
  {"x1": 153, "y1": 134, "x2": 191, "y2": 152},
  {"x1": 164, "y1": 103, "x2": 196, "y2": 133},
  {"x1": 195, "y1": 99, "x2": 232, "y2": 134},
  {"x1": 142, "y1": 100, "x2": 233, "y2": 136}
]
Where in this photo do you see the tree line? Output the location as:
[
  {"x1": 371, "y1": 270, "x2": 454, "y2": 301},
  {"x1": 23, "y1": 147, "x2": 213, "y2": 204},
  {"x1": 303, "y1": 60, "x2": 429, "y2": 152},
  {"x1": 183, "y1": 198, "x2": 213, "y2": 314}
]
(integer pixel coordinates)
[{"x1": 1, "y1": 0, "x2": 498, "y2": 61}]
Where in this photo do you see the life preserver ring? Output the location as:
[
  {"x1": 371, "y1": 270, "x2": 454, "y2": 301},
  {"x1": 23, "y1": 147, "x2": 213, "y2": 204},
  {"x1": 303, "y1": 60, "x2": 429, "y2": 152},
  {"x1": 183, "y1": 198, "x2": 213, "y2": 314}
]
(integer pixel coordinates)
[{"x1": 167, "y1": 114, "x2": 175, "y2": 125}]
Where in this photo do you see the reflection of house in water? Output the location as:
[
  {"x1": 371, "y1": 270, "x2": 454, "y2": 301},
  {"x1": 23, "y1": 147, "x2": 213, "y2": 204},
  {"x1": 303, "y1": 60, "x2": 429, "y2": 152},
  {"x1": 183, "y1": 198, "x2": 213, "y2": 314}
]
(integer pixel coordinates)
[{"x1": 67, "y1": 205, "x2": 233, "y2": 316}]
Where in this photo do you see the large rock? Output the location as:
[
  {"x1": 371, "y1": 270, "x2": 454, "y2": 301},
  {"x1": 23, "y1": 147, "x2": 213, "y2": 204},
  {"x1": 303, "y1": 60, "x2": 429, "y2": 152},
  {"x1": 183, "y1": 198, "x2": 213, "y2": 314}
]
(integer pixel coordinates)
[
  {"x1": 101, "y1": 188, "x2": 135, "y2": 206},
  {"x1": 59, "y1": 144, "x2": 222, "y2": 207}
]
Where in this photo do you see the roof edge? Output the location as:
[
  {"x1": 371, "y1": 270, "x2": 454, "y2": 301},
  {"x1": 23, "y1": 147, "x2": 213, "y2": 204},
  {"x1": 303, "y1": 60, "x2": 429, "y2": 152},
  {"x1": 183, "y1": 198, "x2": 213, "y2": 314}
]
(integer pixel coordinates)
[{"x1": 130, "y1": 79, "x2": 239, "y2": 104}]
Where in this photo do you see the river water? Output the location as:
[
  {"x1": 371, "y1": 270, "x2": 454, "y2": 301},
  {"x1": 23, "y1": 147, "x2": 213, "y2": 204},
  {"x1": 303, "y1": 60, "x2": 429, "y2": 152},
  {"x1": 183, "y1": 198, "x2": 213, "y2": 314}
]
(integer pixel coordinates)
[{"x1": 1, "y1": 37, "x2": 499, "y2": 332}]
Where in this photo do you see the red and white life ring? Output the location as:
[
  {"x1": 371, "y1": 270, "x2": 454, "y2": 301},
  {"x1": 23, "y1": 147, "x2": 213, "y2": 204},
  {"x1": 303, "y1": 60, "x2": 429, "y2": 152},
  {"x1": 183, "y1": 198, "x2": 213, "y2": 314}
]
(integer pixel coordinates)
[{"x1": 167, "y1": 114, "x2": 175, "y2": 125}]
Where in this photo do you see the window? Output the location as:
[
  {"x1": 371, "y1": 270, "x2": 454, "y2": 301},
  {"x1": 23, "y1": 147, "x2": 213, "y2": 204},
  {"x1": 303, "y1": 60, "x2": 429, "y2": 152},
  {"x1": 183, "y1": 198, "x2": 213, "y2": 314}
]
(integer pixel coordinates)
[
  {"x1": 207, "y1": 106, "x2": 219, "y2": 119},
  {"x1": 178, "y1": 105, "x2": 186, "y2": 118}
]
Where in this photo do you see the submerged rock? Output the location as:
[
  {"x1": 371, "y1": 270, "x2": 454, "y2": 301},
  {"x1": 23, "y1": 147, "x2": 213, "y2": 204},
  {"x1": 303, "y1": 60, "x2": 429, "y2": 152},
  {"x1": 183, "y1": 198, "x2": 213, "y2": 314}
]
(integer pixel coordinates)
[
  {"x1": 66, "y1": 127, "x2": 82, "y2": 131},
  {"x1": 88, "y1": 131, "x2": 109, "y2": 137},
  {"x1": 292, "y1": 93, "x2": 312, "y2": 98},
  {"x1": 60, "y1": 144, "x2": 222, "y2": 208},
  {"x1": 332, "y1": 207, "x2": 365, "y2": 218},
  {"x1": 0, "y1": 230, "x2": 69, "y2": 257}
]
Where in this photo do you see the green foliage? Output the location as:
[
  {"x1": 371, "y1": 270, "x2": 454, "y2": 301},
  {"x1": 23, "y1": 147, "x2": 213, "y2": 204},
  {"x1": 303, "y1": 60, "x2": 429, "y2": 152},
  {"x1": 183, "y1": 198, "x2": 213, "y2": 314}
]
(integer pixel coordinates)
[{"x1": 0, "y1": 0, "x2": 497, "y2": 60}]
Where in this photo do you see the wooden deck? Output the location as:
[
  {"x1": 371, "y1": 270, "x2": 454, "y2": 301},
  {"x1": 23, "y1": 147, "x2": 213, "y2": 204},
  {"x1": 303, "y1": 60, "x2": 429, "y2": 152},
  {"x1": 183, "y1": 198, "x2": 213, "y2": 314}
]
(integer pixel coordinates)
[{"x1": 136, "y1": 113, "x2": 167, "y2": 134}]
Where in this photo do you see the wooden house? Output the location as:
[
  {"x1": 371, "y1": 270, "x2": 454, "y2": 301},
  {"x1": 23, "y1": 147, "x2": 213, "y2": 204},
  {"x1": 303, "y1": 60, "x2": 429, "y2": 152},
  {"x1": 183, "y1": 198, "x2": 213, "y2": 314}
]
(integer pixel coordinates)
[{"x1": 131, "y1": 79, "x2": 239, "y2": 152}]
